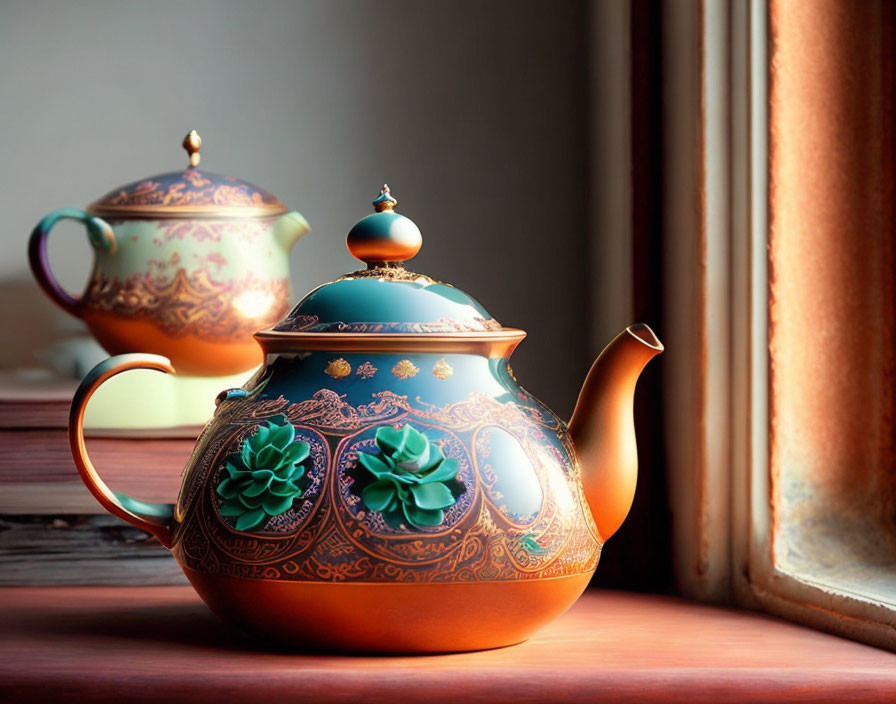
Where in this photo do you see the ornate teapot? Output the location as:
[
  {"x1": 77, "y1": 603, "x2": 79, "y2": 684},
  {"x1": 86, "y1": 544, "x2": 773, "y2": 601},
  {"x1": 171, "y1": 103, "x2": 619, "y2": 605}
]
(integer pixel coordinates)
[
  {"x1": 69, "y1": 186, "x2": 662, "y2": 652},
  {"x1": 29, "y1": 131, "x2": 309, "y2": 376}
]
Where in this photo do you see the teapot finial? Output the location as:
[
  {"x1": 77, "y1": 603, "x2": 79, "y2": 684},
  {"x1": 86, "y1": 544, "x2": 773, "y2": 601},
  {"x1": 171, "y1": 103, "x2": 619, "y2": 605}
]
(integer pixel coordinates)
[
  {"x1": 182, "y1": 130, "x2": 201, "y2": 168},
  {"x1": 347, "y1": 184, "x2": 422, "y2": 266},
  {"x1": 373, "y1": 184, "x2": 397, "y2": 212}
]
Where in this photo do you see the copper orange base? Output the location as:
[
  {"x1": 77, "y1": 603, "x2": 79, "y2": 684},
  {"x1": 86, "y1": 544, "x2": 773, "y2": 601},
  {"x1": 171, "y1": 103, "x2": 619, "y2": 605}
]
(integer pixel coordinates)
[
  {"x1": 182, "y1": 566, "x2": 594, "y2": 652},
  {"x1": 84, "y1": 310, "x2": 262, "y2": 376}
]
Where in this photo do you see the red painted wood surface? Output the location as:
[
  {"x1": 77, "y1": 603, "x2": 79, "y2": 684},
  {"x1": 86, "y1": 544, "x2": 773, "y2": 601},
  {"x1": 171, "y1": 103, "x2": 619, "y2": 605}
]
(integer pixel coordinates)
[{"x1": 0, "y1": 587, "x2": 894, "y2": 703}]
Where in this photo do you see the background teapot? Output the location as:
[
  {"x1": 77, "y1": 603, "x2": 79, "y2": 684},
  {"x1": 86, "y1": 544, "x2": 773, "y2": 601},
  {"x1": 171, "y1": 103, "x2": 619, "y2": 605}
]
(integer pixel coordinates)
[
  {"x1": 68, "y1": 186, "x2": 662, "y2": 652},
  {"x1": 29, "y1": 131, "x2": 309, "y2": 376}
]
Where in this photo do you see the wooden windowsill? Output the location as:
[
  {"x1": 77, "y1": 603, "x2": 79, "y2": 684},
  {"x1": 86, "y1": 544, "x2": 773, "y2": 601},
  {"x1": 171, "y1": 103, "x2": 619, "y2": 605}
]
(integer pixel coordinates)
[{"x1": 1, "y1": 586, "x2": 894, "y2": 703}]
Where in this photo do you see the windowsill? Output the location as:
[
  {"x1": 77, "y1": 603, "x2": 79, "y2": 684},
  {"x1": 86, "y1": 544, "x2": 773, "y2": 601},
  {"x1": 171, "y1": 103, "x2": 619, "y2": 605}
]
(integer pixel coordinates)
[{"x1": 1, "y1": 586, "x2": 894, "y2": 702}]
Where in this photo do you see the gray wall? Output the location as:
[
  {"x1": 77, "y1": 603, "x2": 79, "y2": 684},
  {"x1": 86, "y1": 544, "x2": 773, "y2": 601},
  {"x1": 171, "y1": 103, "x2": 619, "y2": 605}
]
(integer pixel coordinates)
[{"x1": 0, "y1": 0, "x2": 589, "y2": 418}]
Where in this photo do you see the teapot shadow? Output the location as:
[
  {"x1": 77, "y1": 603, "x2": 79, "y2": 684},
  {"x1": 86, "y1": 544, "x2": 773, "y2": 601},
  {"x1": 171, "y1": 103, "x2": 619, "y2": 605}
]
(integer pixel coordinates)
[
  {"x1": 30, "y1": 602, "x2": 443, "y2": 657},
  {"x1": 28, "y1": 603, "x2": 257, "y2": 651}
]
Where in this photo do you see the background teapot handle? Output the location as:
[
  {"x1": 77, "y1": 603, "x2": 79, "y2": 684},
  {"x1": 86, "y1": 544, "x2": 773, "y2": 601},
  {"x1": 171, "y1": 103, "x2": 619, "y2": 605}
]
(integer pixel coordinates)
[
  {"x1": 69, "y1": 354, "x2": 176, "y2": 548},
  {"x1": 28, "y1": 207, "x2": 117, "y2": 317}
]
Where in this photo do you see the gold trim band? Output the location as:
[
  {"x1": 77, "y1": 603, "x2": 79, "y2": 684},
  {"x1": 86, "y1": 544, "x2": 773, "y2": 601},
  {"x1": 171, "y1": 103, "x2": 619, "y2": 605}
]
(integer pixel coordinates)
[
  {"x1": 254, "y1": 329, "x2": 527, "y2": 358},
  {"x1": 86, "y1": 203, "x2": 288, "y2": 220}
]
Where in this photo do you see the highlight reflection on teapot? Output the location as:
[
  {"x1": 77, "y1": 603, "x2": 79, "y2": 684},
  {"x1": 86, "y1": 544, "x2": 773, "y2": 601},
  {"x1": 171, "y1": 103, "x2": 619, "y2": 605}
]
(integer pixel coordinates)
[
  {"x1": 69, "y1": 186, "x2": 662, "y2": 652},
  {"x1": 29, "y1": 131, "x2": 309, "y2": 376}
]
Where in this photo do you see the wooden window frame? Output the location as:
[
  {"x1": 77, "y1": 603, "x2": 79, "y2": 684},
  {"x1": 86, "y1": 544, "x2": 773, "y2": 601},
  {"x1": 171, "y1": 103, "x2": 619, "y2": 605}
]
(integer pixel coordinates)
[{"x1": 660, "y1": 0, "x2": 896, "y2": 650}]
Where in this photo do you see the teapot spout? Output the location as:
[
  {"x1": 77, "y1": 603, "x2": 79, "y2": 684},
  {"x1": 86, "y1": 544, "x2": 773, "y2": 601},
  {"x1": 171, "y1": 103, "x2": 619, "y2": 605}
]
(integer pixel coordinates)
[
  {"x1": 273, "y1": 210, "x2": 311, "y2": 251},
  {"x1": 568, "y1": 324, "x2": 663, "y2": 541}
]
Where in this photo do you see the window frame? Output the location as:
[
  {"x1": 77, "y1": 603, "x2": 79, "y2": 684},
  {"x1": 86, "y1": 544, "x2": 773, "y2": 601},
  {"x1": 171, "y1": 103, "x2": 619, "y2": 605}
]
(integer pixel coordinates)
[{"x1": 664, "y1": 0, "x2": 896, "y2": 650}]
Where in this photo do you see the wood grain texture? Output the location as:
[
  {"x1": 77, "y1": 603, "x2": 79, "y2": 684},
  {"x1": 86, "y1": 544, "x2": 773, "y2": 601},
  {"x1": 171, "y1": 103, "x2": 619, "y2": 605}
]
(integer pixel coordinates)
[
  {"x1": 0, "y1": 588, "x2": 894, "y2": 703},
  {"x1": 0, "y1": 515, "x2": 182, "y2": 585}
]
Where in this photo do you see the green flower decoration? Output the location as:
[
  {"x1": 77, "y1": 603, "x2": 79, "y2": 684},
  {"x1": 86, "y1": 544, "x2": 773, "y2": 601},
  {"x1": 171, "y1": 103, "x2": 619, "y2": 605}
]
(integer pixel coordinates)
[
  {"x1": 357, "y1": 424, "x2": 461, "y2": 529},
  {"x1": 216, "y1": 420, "x2": 310, "y2": 531}
]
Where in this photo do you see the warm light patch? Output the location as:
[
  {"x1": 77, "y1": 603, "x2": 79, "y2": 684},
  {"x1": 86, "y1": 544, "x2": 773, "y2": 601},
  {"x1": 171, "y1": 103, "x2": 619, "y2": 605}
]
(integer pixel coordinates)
[{"x1": 232, "y1": 289, "x2": 276, "y2": 320}]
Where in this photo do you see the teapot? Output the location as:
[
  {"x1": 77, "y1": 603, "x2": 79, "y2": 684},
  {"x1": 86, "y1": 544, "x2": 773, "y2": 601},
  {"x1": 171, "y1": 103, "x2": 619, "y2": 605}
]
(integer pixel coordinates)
[
  {"x1": 29, "y1": 131, "x2": 309, "y2": 376},
  {"x1": 69, "y1": 186, "x2": 662, "y2": 652}
]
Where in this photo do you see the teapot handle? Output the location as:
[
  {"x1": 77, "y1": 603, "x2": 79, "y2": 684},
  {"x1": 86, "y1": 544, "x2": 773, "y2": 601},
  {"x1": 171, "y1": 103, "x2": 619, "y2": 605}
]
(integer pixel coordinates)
[
  {"x1": 28, "y1": 208, "x2": 117, "y2": 317},
  {"x1": 69, "y1": 354, "x2": 176, "y2": 548}
]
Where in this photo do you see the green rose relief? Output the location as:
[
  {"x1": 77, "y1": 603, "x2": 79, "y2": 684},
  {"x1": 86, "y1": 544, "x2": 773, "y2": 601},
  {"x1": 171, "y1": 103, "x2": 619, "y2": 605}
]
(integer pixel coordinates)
[
  {"x1": 216, "y1": 420, "x2": 311, "y2": 531},
  {"x1": 357, "y1": 424, "x2": 462, "y2": 529}
]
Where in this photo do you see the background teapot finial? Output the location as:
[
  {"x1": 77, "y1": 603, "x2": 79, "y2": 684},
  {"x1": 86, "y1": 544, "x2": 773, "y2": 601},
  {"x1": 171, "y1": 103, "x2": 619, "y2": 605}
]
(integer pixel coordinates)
[
  {"x1": 182, "y1": 130, "x2": 201, "y2": 168},
  {"x1": 347, "y1": 184, "x2": 422, "y2": 266}
]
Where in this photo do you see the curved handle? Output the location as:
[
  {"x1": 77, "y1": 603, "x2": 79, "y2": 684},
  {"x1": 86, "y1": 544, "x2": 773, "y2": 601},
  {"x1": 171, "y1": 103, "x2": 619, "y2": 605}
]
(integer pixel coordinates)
[
  {"x1": 69, "y1": 354, "x2": 176, "y2": 548},
  {"x1": 28, "y1": 207, "x2": 117, "y2": 317}
]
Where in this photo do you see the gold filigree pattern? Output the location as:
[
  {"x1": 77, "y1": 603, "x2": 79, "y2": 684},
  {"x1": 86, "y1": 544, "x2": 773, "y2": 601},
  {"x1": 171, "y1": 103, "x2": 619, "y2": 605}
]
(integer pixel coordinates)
[
  {"x1": 391, "y1": 359, "x2": 420, "y2": 379},
  {"x1": 272, "y1": 313, "x2": 504, "y2": 334},
  {"x1": 272, "y1": 314, "x2": 320, "y2": 331},
  {"x1": 172, "y1": 390, "x2": 601, "y2": 585},
  {"x1": 356, "y1": 361, "x2": 377, "y2": 379},
  {"x1": 324, "y1": 358, "x2": 352, "y2": 379},
  {"x1": 90, "y1": 170, "x2": 285, "y2": 212},
  {"x1": 225, "y1": 390, "x2": 560, "y2": 437},
  {"x1": 432, "y1": 358, "x2": 454, "y2": 379},
  {"x1": 153, "y1": 218, "x2": 273, "y2": 244},
  {"x1": 339, "y1": 266, "x2": 435, "y2": 283},
  {"x1": 84, "y1": 268, "x2": 290, "y2": 341},
  {"x1": 285, "y1": 390, "x2": 403, "y2": 433}
]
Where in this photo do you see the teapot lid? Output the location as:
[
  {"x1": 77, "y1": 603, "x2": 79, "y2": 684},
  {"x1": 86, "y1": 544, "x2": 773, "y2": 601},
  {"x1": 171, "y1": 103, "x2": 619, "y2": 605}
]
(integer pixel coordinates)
[
  {"x1": 86, "y1": 131, "x2": 288, "y2": 219},
  {"x1": 263, "y1": 186, "x2": 522, "y2": 346}
]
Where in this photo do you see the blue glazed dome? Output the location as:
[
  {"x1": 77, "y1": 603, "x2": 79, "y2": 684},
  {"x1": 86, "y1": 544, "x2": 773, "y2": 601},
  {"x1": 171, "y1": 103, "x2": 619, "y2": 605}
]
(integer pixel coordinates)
[
  {"x1": 276, "y1": 275, "x2": 502, "y2": 334},
  {"x1": 272, "y1": 185, "x2": 503, "y2": 334}
]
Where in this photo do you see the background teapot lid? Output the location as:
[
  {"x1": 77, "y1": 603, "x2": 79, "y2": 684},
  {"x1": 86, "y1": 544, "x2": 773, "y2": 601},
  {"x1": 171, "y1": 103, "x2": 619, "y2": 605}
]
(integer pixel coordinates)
[
  {"x1": 270, "y1": 185, "x2": 505, "y2": 334},
  {"x1": 86, "y1": 131, "x2": 288, "y2": 219}
]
